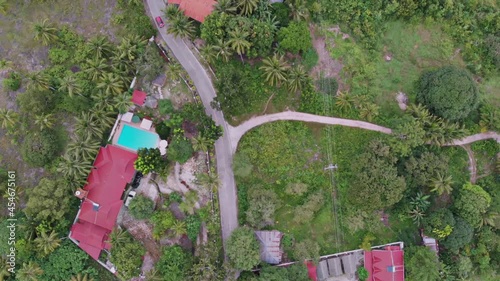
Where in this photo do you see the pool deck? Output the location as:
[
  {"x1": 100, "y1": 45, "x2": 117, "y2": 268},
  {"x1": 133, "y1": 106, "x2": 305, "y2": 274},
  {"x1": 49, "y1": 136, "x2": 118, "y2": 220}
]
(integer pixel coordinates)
[{"x1": 111, "y1": 119, "x2": 160, "y2": 152}]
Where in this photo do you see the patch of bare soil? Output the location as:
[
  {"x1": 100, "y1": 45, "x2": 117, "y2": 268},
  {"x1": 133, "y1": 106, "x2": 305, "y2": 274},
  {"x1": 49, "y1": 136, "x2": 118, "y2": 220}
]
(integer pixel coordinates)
[{"x1": 310, "y1": 25, "x2": 345, "y2": 91}]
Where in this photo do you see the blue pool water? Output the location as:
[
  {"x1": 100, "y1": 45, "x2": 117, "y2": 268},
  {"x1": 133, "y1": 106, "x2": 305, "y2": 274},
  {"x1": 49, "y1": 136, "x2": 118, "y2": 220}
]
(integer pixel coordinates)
[{"x1": 117, "y1": 124, "x2": 159, "y2": 151}]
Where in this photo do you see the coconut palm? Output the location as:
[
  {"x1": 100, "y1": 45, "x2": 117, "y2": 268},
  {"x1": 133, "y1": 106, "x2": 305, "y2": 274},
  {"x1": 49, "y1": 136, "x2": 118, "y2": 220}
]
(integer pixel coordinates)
[
  {"x1": 96, "y1": 72, "x2": 124, "y2": 96},
  {"x1": 113, "y1": 92, "x2": 133, "y2": 113},
  {"x1": 33, "y1": 19, "x2": 58, "y2": 45},
  {"x1": 164, "y1": 4, "x2": 182, "y2": 19},
  {"x1": 167, "y1": 62, "x2": 183, "y2": 81},
  {"x1": 430, "y1": 172, "x2": 453, "y2": 195},
  {"x1": 92, "y1": 105, "x2": 116, "y2": 128},
  {"x1": 107, "y1": 228, "x2": 129, "y2": 248},
  {"x1": 83, "y1": 58, "x2": 109, "y2": 82},
  {"x1": 0, "y1": 109, "x2": 18, "y2": 129},
  {"x1": 335, "y1": 91, "x2": 353, "y2": 112},
  {"x1": 17, "y1": 262, "x2": 43, "y2": 281},
  {"x1": 67, "y1": 134, "x2": 100, "y2": 161},
  {"x1": 287, "y1": 65, "x2": 309, "y2": 92},
  {"x1": 480, "y1": 210, "x2": 499, "y2": 229},
  {"x1": 171, "y1": 220, "x2": 187, "y2": 237},
  {"x1": 214, "y1": 0, "x2": 237, "y2": 14},
  {"x1": 34, "y1": 230, "x2": 60, "y2": 256},
  {"x1": 34, "y1": 113, "x2": 55, "y2": 130},
  {"x1": 27, "y1": 71, "x2": 51, "y2": 91},
  {"x1": 192, "y1": 135, "x2": 212, "y2": 152},
  {"x1": 87, "y1": 36, "x2": 113, "y2": 60},
  {"x1": 57, "y1": 153, "x2": 92, "y2": 180},
  {"x1": 260, "y1": 54, "x2": 289, "y2": 86},
  {"x1": 212, "y1": 39, "x2": 233, "y2": 62},
  {"x1": 179, "y1": 191, "x2": 199, "y2": 215},
  {"x1": 201, "y1": 44, "x2": 217, "y2": 64},
  {"x1": 408, "y1": 103, "x2": 432, "y2": 124},
  {"x1": 228, "y1": 28, "x2": 251, "y2": 61},
  {"x1": 71, "y1": 274, "x2": 94, "y2": 281},
  {"x1": 409, "y1": 207, "x2": 425, "y2": 226},
  {"x1": 59, "y1": 74, "x2": 82, "y2": 97},
  {"x1": 168, "y1": 14, "x2": 195, "y2": 39},
  {"x1": 237, "y1": 0, "x2": 258, "y2": 16},
  {"x1": 359, "y1": 103, "x2": 379, "y2": 122},
  {"x1": 75, "y1": 112, "x2": 104, "y2": 138},
  {"x1": 196, "y1": 172, "x2": 220, "y2": 193}
]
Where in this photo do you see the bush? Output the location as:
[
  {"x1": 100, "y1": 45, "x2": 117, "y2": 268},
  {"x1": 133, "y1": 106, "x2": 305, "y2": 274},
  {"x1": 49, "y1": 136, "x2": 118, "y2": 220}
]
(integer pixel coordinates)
[
  {"x1": 357, "y1": 267, "x2": 369, "y2": 281},
  {"x1": 134, "y1": 148, "x2": 164, "y2": 174},
  {"x1": 156, "y1": 121, "x2": 172, "y2": 140},
  {"x1": 278, "y1": 21, "x2": 312, "y2": 53},
  {"x1": 40, "y1": 241, "x2": 97, "y2": 281},
  {"x1": 157, "y1": 245, "x2": 192, "y2": 281},
  {"x1": 226, "y1": 227, "x2": 260, "y2": 270},
  {"x1": 158, "y1": 99, "x2": 175, "y2": 115},
  {"x1": 110, "y1": 235, "x2": 145, "y2": 280},
  {"x1": 151, "y1": 210, "x2": 176, "y2": 239},
  {"x1": 2, "y1": 71, "x2": 21, "y2": 91},
  {"x1": 246, "y1": 188, "x2": 280, "y2": 228},
  {"x1": 416, "y1": 66, "x2": 479, "y2": 121},
  {"x1": 271, "y1": 3, "x2": 290, "y2": 27},
  {"x1": 185, "y1": 215, "x2": 201, "y2": 242},
  {"x1": 303, "y1": 48, "x2": 319, "y2": 70},
  {"x1": 167, "y1": 136, "x2": 194, "y2": 164},
  {"x1": 21, "y1": 130, "x2": 63, "y2": 167},
  {"x1": 128, "y1": 195, "x2": 155, "y2": 219}
]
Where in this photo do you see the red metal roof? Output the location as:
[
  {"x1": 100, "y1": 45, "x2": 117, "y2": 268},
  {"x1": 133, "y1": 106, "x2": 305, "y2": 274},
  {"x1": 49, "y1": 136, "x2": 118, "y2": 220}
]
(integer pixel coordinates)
[
  {"x1": 171, "y1": 0, "x2": 216, "y2": 22},
  {"x1": 131, "y1": 90, "x2": 147, "y2": 106},
  {"x1": 364, "y1": 246, "x2": 405, "y2": 281},
  {"x1": 70, "y1": 145, "x2": 137, "y2": 260}
]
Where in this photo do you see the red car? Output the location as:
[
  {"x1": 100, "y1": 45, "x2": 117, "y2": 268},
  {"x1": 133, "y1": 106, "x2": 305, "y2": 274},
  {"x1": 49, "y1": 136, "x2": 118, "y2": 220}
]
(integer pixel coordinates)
[{"x1": 155, "y1": 16, "x2": 165, "y2": 28}]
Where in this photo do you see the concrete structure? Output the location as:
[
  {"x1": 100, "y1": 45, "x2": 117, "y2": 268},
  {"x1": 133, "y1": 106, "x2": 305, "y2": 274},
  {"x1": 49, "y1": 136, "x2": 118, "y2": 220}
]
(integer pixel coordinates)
[{"x1": 255, "y1": 231, "x2": 284, "y2": 264}]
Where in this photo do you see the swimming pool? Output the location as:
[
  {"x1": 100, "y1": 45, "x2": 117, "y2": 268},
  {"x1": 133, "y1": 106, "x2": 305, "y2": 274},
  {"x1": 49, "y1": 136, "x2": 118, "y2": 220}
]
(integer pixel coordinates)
[{"x1": 116, "y1": 124, "x2": 159, "y2": 151}]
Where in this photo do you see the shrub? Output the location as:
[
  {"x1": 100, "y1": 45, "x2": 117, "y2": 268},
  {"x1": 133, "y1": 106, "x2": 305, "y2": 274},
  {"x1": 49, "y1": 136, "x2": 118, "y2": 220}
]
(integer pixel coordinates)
[
  {"x1": 167, "y1": 136, "x2": 194, "y2": 164},
  {"x1": 151, "y1": 210, "x2": 176, "y2": 239},
  {"x1": 271, "y1": 3, "x2": 290, "y2": 27},
  {"x1": 2, "y1": 71, "x2": 21, "y2": 91},
  {"x1": 303, "y1": 48, "x2": 319, "y2": 70},
  {"x1": 128, "y1": 195, "x2": 155, "y2": 220},
  {"x1": 157, "y1": 245, "x2": 192, "y2": 281},
  {"x1": 110, "y1": 235, "x2": 145, "y2": 280},
  {"x1": 357, "y1": 267, "x2": 369, "y2": 281},
  {"x1": 40, "y1": 241, "x2": 97, "y2": 281},
  {"x1": 158, "y1": 99, "x2": 174, "y2": 115},
  {"x1": 21, "y1": 130, "x2": 62, "y2": 167},
  {"x1": 185, "y1": 215, "x2": 201, "y2": 242},
  {"x1": 416, "y1": 66, "x2": 479, "y2": 121},
  {"x1": 293, "y1": 239, "x2": 320, "y2": 262},
  {"x1": 246, "y1": 188, "x2": 280, "y2": 228},
  {"x1": 226, "y1": 227, "x2": 260, "y2": 271},
  {"x1": 134, "y1": 148, "x2": 164, "y2": 174},
  {"x1": 278, "y1": 21, "x2": 312, "y2": 53},
  {"x1": 166, "y1": 191, "x2": 183, "y2": 205},
  {"x1": 156, "y1": 121, "x2": 172, "y2": 140}
]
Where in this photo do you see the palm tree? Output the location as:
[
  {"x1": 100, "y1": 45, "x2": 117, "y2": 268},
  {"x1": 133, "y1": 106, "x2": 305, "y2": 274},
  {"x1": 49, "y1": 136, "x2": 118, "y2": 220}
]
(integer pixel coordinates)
[
  {"x1": 96, "y1": 72, "x2": 124, "y2": 96},
  {"x1": 201, "y1": 44, "x2": 217, "y2": 64},
  {"x1": 480, "y1": 210, "x2": 499, "y2": 229},
  {"x1": 33, "y1": 19, "x2": 58, "y2": 45},
  {"x1": 164, "y1": 4, "x2": 182, "y2": 19},
  {"x1": 409, "y1": 192, "x2": 431, "y2": 211},
  {"x1": 168, "y1": 14, "x2": 195, "y2": 39},
  {"x1": 113, "y1": 92, "x2": 133, "y2": 113},
  {"x1": 171, "y1": 220, "x2": 187, "y2": 237},
  {"x1": 0, "y1": 0, "x2": 9, "y2": 15},
  {"x1": 87, "y1": 36, "x2": 113, "y2": 59},
  {"x1": 260, "y1": 54, "x2": 289, "y2": 86},
  {"x1": 408, "y1": 103, "x2": 432, "y2": 124},
  {"x1": 430, "y1": 172, "x2": 453, "y2": 195},
  {"x1": 192, "y1": 135, "x2": 212, "y2": 152},
  {"x1": 212, "y1": 39, "x2": 233, "y2": 62},
  {"x1": 0, "y1": 109, "x2": 18, "y2": 129},
  {"x1": 75, "y1": 112, "x2": 104, "y2": 138},
  {"x1": 70, "y1": 274, "x2": 94, "y2": 281},
  {"x1": 228, "y1": 28, "x2": 251, "y2": 61},
  {"x1": 17, "y1": 262, "x2": 43, "y2": 281},
  {"x1": 84, "y1": 58, "x2": 109, "y2": 82},
  {"x1": 0, "y1": 256, "x2": 11, "y2": 280},
  {"x1": 27, "y1": 71, "x2": 51, "y2": 91},
  {"x1": 107, "y1": 228, "x2": 129, "y2": 248},
  {"x1": 67, "y1": 134, "x2": 100, "y2": 161},
  {"x1": 92, "y1": 105, "x2": 116, "y2": 128},
  {"x1": 34, "y1": 230, "x2": 60, "y2": 256},
  {"x1": 288, "y1": 0, "x2": 309, "y2": 21},
  {"x1": 287, "y1": 65, "x2": 309, "y2": 93},
  {"x1": 167, "y1": 62, "x2": 183, "y2": 81},
  {"x1": 34, "y1": 113, "x2": 55, "y2": 130},
  {"x1": 409, "y1": 207, "x2": 425, "y2": 226},
  {"x1": 145, "y1": 268, "x2": 163, "y2": 281},
  {"x1": 359, "y1": 103, "x2": 380, "y2": 122},
  {"x1": 196, "y1": 172, "x2": 220, "y2": 193},
  {"x1": 214, "y1": 0, "x2": 237, "y2": 14},
  {"x1": 179, "y1": 191, "x2": 199, "y2": 215},
  {"x1": 335, "y1": 91, "x2": 353, "y2": 112},
  {"x1": 57, "y1": 153, "x2": 92, "y2": 180},
  {"x1": 59, "y1": 74, "x2": 82, "y2": 97},
  {"x1": 237, "y1": 0, "x2": 258, "y2": 16}
]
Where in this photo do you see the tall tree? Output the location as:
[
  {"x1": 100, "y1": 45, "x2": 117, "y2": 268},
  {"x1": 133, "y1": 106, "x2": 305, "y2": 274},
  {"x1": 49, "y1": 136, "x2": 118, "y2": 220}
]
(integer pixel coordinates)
[
  {"x1": 430, "y1": 172, "x2": 453, "y2": 195},
  {"x1": 168, "y1": 14, "x2": 195, "y2": 39},
  {"x1": 86, "y1": 36, "x2": 113, "y2": 59},
  {"x1": 191, "y1": 135, "x2": 212, "y2": 152},
  {"x1": 34, "y1": 230, "x2": 61, "y2": 257},
  {"x1": 59, "y1": 74, "x2": 82, "y2": 97},
  {"x1": 0, "y1": 108, "x2": 18, "y2": 129},
  {"x1": 405, "y1": 246, "x2": 440, "y2": 281},
  {"x1": 96, "y1": 72, "x2": 124, "y2": 96},
  {"x1": 70, "y1": 274, "x2": 94, "y2": 281},
  {"x1": 228, "y1": 28, "x2": 251, "y2": 61},
  {"x1": 237, "y1": 0, "x2": 258, "y2": 16},
  {"x1": 83, "y1": 58, "x2": 109, "y2": 82},
  {"x1": 113, "y1": 92, "x2": 133, "y2": 113},
  {"x1": 27, "y1": 71, "x2": 51, "y2": 91},
  {"x1": 33, "y1": 19, "x2": 58, "y2": 45},
  {"x1": 25, "y1": 179, "x2": 71, "y2": 223},
  {"x1": 260, "y1": 54, "x2": 289, "y2": 86},
  {"x1": 453, "y1": 182, "x2": 491, "y2": 228},
  {"x1": 195, "y1": 172, "x2": 220, "y2": 193},
  {"x1": 34, "y1": 113, "x2": 55, "y2": 131},
  {"x1": 56, "y1": 153, "x2": 92, "y2": 180},
  {"x1": 0, "y1": 0, "x2": 8, "y2": 15},
  {"x1": 74, "y1": 112, "x2": 104, "y2": 138},
  {"x1": 107, "y1": 228, "x2": 129, "y2": 248},
  {"x1": 225, "y1": 227, "x2": 260, "y2": 270},
  {"x1": 335, "y1": 91, "x2": 353, "y2": 112},
  {"x1": 214, "y1": 0, "x2": 237, "y2": 14},
  {"x1": 287, "y1": 65, "x2": 309, "y2": 92},
  {"x1": 211, "y1": 39, "x2": 233, "y2": 62},
  {"x1": 287, "y1": 0, "x2": 309, "y2": 21},
  {"x1": 17, "y1": 262, "x2": 43, "y2": 281},
  {"x1": 66, "y1": 134, "x2": 100, "y2": 161}
]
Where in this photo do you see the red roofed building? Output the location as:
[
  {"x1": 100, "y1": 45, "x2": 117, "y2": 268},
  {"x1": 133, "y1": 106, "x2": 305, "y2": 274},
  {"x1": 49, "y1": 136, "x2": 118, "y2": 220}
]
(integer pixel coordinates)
[
  {"x1": 168, "y1": 0, "x2": 216, "y2": 22},
  {"x1": 364, "y1": 245, "x2": 405, "y2": 281},
  {"x1": 131, "y1": 89, "x2": 147, "y2": 106},
  {"x1": 69, "y1": 145, "x2": 137, "y2": 263}
]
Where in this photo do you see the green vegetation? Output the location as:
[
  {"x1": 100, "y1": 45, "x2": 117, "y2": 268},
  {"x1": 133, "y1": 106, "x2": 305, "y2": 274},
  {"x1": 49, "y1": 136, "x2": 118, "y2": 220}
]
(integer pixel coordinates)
[
  {"x1": 167, "y1": 136, "x2": 194, "y2": 164},
  {"x1": 405, "y1": 246, "x2": 440, "y2": 281},
  {"x1": 226, "y1": 226, "x2": 261, "y2": 271},
  {"x1": 134, "y1": 148, "x2": 165, "y2": 174},
  {"x1": 109, "y1": 232, "x2": 145, "y2": 280},
  {"x1": 277, "y1": 21, "x2": 312, "y2": 54},
  {"x1": 128, "y1": 195, "x2": 155, "y2": 220},
  {"x1": 157, "y1": 246, "x2": 192, "y2": 281}
]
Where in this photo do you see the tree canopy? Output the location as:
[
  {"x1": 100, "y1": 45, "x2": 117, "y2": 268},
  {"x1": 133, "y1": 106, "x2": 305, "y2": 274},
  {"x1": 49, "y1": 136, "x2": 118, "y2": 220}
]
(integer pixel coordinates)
[
  {"x1": 404, "y1": 246, "x2": 440, "y2": 281},
  {"x1": 225, "y1": 226, "x2": 260, "y2": 270},
  {"x1": 21, "y1": 130, "x2": 63, "y2": 167},
  {"x1": 416, "y1": 66, "x2": 479, "y2": 121},
  {"x1": 128, "y1": 194, "x2": 155, "y2": 220},
  {"x1": 453, "y1": 182, "x2": 491, "y2": 228},
  {"x1": 277, "y1": 21, "x2": 312, "y2": 54},
  {"x1": 156, "y1": 245, "x2": 192, "y2": 281},
  {"x1": 24, "y1": 179, "x2": 72, "y2": 223},
  {"x1": 167, "y1": 136, "x2": 194, "y2": 164},
  {"x1": 134, "y1": 148, "x2": 164, "y2": 174}
]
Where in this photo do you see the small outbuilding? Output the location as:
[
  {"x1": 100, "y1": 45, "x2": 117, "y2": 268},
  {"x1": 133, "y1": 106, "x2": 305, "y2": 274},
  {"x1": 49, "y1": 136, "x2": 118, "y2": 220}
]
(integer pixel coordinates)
[{"x1": 254, "y1": 230, "x2": 284, "y2": 264}]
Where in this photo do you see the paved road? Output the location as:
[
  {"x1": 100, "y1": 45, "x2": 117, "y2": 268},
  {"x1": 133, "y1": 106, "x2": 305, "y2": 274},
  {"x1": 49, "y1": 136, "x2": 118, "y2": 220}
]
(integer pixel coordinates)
[
  {"x1": 443, "y1": 131, "x2": 500, "y2": 146},
  {"x1": 146, "y1": 0, "x2": 239, "y2": 243},
  {"x1": 229, "y1": 111, "x2": 393, "y2": 153}
]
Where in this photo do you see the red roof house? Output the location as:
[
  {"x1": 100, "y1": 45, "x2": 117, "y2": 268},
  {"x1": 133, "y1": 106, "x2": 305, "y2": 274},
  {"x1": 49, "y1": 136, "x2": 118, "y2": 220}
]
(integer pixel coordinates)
[
  {"x1": 168, "y1": 0, "x2": 216, "y2": 22},
  {"x1": 69, "y1": 145, "x2": 137, "y2": 260},
  {"x1": 131, "y1": 90, "x2": 147, "y2": 106},
  {"x1": 364, "y1": 245, "x2": 405, "y2": 281}
]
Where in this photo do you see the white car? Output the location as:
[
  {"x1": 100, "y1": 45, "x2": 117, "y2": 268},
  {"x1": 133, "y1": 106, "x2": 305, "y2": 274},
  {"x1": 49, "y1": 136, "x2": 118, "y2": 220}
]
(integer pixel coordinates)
[{"x1": 125, "y1": 190, "x2": 136, "y2": 207}]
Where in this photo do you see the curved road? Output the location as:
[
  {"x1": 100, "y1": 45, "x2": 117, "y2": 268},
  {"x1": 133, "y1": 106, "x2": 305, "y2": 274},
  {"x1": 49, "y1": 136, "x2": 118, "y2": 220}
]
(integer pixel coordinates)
[{"x1": 146, "y1": 0, "x2": 238, "y2": 243}]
